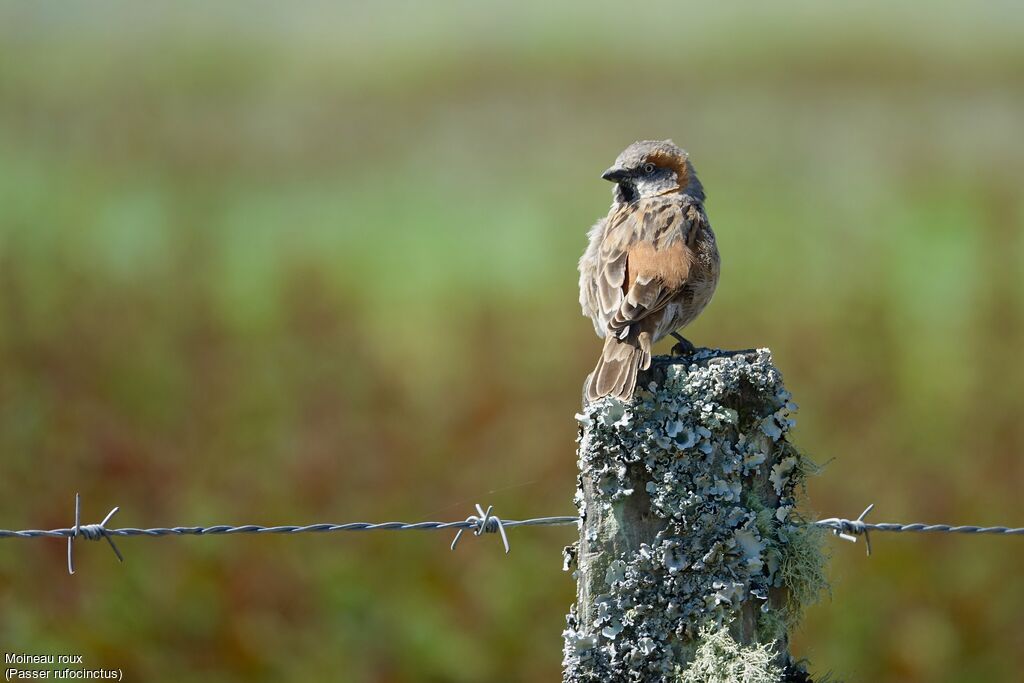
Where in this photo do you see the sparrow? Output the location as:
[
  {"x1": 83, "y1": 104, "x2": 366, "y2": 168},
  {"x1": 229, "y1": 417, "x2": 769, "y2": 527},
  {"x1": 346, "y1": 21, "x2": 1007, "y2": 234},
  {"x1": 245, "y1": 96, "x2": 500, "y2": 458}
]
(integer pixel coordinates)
[{"x1": 578, "y1": 140, "x2": 720, "y2": 402}]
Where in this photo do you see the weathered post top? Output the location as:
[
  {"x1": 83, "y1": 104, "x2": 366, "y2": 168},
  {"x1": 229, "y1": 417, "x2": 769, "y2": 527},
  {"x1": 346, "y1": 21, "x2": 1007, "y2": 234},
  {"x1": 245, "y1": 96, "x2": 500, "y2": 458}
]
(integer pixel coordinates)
[{"x1": 563, "y1": 348, "x2": 826, "y2": 683}]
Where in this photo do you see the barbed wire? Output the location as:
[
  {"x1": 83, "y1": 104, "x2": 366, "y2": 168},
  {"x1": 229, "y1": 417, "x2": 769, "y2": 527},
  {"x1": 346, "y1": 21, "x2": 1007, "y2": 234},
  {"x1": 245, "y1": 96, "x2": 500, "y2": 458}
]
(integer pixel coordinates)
[
  {"x1": 814, "y1": 503, "x2": 1024, "y2": 556},
  {"x1": 0, "y1": 495, "x2": 580, "y2": 574},
  {"x1": 0, "y1": 495, "x2": 1020, "y2": 573}
]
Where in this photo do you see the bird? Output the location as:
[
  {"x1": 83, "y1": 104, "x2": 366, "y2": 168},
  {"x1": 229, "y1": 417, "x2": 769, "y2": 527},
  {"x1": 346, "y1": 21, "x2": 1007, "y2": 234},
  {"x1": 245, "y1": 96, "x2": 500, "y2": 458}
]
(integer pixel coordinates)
[{"x1": 578, "y1": 140, "x2": 720, "y2": 402}]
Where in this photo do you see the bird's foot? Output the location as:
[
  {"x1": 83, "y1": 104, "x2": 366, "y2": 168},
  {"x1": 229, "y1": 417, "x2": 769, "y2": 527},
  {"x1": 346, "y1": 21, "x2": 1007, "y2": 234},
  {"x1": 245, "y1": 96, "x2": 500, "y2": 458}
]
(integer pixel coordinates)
[{"x1": 670, "y1": 332, "x2": 697, "y2": 357}]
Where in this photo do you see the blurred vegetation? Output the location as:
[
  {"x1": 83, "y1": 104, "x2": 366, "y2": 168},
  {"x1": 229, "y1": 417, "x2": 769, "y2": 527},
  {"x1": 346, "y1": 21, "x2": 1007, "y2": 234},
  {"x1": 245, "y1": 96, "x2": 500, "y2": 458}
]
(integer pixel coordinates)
[{"x1": 1, "y1": 2, "x2": 1022, "y2": 681}]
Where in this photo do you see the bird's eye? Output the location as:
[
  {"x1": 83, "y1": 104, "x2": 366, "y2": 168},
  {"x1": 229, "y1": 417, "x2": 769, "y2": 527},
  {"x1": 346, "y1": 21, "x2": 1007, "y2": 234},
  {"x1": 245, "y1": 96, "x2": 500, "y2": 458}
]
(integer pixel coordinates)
[{"x1": 642, "y1": 163, "x2": 656, "y2": 175}]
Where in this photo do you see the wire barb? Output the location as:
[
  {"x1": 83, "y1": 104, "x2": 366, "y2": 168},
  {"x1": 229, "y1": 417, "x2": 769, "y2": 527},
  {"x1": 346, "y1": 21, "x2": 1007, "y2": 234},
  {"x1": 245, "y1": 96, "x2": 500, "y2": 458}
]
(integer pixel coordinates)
[
  {"x1": 816, "y1": 503, "x2": 875, "y2": 556},
  {"x1": 67, "y1": 493, "x2": 125, "y2": 575},
  {"x1": 450, "y1": 504, "x2": 511, "y2": 554}
]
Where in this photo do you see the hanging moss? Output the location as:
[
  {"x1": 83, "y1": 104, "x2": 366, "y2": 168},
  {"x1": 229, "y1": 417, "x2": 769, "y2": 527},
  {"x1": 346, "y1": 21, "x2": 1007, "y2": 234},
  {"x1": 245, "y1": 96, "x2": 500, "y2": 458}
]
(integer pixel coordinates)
[
  {"x1": 756, "y1": 607, "x2": 788, "y2": 644},
  {"x1": 780, "y1": 522, "x2": 830, "y2": 626}
]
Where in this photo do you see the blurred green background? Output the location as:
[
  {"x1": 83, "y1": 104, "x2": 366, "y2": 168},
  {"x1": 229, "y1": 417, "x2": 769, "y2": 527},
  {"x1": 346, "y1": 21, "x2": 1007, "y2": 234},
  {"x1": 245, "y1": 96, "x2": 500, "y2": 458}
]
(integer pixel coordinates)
[{"x1": 1, "y1": 2, "x2": 1022, "y2": 681}]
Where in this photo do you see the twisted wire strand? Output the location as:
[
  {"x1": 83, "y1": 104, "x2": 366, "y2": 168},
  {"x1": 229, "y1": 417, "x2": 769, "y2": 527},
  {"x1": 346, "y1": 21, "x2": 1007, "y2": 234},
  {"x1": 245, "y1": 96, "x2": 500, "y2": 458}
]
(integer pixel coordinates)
[
  {"x1": 814, "y1": 503, "x2": 1024, "y2": 556},
  {"x1": 1, "y1": 496, "x2": 1021, "y2": 571},
  {"x1": 0, "y1": 516, "x2": 582, "y2": 539},
  {"x1": 815, "y1": 521, "x2": 1024, "y2": 536},
  {"x1": 0, "y1": 494, "x2": 580, "y2": 573}
]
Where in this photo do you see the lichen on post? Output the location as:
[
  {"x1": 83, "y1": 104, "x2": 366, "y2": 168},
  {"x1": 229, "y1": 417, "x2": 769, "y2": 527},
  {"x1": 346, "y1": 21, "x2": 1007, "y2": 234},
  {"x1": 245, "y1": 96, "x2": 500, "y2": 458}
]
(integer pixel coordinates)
[{"x1": 562, "y1": 348, "x2": 827, "y2": 683}]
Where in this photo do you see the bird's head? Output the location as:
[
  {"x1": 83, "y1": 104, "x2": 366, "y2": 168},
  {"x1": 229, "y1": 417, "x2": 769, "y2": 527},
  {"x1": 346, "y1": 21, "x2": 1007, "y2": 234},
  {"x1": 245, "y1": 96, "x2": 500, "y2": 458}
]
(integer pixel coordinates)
[{"x1": 601, "y1": 139, "x2": 704, "y2": 204}]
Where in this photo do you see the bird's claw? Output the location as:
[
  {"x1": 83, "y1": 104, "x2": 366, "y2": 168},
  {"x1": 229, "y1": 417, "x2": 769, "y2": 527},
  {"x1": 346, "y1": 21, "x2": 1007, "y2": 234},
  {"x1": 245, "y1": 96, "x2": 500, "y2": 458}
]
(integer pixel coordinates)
[{"x1": 670, "y1": 333, "x2": 696, "y2": 357}]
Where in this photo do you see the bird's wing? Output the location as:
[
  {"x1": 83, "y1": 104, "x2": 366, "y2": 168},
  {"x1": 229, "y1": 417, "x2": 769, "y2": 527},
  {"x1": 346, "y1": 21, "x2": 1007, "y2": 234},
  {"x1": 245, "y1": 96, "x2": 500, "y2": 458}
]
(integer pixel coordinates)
[
  {"x1": 578, "y1": 217, "x2": 608, "y2": 336},
  {"x1": 598, "y1": 197, "x2": 703, "y2": 338}
]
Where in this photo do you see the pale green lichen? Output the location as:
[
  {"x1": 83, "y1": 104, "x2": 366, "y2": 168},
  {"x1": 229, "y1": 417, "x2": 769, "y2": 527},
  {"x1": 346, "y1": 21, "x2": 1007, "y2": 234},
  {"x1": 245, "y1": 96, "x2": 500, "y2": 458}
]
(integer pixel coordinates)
[
  {"x1": 756, "y1": 606, "x2": 787, "y2": 644},
  {"x1": 780, "y1": 521, "x2": 830, "y2": 625},
  {"x1": 563, "y1": 349, "x2": 826, "y2": 683},
  {"x1": 676, "y1": 624, "x2": 781, "y2": 683}
]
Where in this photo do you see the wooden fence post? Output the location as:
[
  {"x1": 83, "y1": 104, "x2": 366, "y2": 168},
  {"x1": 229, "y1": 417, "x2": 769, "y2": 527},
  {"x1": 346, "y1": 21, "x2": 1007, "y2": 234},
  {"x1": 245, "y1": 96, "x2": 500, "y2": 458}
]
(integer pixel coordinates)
[{"x1": 562, "y1": 349, "x2": 826, "y2": 682}]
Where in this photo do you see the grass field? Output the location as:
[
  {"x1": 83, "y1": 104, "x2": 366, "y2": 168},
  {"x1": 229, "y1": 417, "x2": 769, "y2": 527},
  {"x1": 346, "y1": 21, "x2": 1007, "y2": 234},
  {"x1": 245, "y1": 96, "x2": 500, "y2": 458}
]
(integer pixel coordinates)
[{"x1": 1, "y1": 3, "x2": 1023, "y2": 681}]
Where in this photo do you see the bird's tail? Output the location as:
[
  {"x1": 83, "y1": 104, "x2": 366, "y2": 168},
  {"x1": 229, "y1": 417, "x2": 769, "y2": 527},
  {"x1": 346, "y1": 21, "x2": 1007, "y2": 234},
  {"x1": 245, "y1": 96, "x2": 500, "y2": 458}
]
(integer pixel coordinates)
[{"x1": 585, "y1": 331, "x2": 652, "y2": 403}]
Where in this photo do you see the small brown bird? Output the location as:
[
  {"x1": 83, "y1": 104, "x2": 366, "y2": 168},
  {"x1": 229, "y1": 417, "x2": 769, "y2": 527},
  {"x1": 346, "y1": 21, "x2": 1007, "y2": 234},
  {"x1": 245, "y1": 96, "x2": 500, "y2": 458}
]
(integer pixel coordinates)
[{"x1": 579, "y1": 140, "x2": 720, "y2": 402}]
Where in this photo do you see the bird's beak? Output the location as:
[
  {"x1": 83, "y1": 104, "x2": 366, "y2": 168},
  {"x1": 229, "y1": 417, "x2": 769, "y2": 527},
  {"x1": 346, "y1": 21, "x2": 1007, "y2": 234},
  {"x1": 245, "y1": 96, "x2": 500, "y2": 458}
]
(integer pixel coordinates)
[{"x1": 601, "y1": 167, "x2": 629, "y2": 183}]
